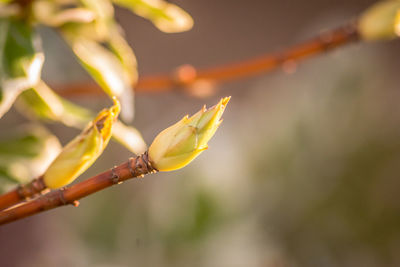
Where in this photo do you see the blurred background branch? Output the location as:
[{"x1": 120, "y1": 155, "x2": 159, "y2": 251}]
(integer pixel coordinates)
[{"x1": 56, "y1": 21, "x2": 360, "y2": 98}]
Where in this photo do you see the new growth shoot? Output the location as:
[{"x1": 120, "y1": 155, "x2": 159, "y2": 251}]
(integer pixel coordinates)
[
  {"x1": 148, "y1": 97, "x2": 230, "y2": 171},
  {"x1": 43, "y1": 98, "x2": 120, "y2": 188}
]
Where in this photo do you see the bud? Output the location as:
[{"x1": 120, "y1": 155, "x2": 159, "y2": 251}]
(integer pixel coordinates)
[
  {"x1": 43, "y1": 98, "x2": 120, "y2": 189},
  {"x1": 395, "y1": 10, "x2": 400, "y2": 36},
  {"x1": 359, "y1": 0, "x2": 400, "y2": 41},
  {"x1": 148, "y1": 97, "x2": 230, "y2": 172}
]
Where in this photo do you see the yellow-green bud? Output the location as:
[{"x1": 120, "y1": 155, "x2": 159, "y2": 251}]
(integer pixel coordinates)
[
  {"x1": 359, "y1": 0, "x2": 400, "y2": 41},
  {"x1": 43, "y1": 98, "x2": 120, "y2": 189},
  {"x1": 395, "y1": 10, "x2": 400, "y2": 35},
  {"x1": 148, "y1": 97, "x2": 230, "y2": 172}
]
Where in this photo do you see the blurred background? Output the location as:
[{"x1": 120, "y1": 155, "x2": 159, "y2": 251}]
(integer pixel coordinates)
[{"x1": 2, "y1": 0, "x2": 400, "y2": 266}]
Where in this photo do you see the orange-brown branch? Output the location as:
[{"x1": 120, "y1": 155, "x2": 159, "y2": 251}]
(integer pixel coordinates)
[
  {"x1": 0, "y1": 152, "x2": 157, "y2": 225},
  {"x1": 56, "y1": 21, "x2": 359, "y2": 98},
  {"x1": 0, "y1": 177, "x2": 47, "y2": 211}
]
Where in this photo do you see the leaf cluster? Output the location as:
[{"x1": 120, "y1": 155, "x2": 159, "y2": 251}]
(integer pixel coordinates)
[{"x1": 0, "y1": 0, "x2": 192, "y2": 190}]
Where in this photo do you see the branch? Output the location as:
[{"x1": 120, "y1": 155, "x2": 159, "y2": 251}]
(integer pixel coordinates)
[
  {"x1": 0, "y1": 176, "x2": 46, "y2": 211},
  {"x1": 0, "y1": 152, "x2": 158, "y2": 225},
  {"x1": 56, "y1": 21, "x2": 359, "y2": 97},
  {"x1": 0, "y1": 96, "x2": 229, "y2": 224}
]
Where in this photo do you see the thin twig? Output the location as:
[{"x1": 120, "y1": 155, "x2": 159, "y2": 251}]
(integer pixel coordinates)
[
  {"x1": 0, "y1": 176, "x2": 46, "y2": 211},
  {"x1": 56, "y1": 21, "x2": 359, "y2": 97},
  {"x1": 0, "y1": 152, "x2": 158, "y2": 225}
]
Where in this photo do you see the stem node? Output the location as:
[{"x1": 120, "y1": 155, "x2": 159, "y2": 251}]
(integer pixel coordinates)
[{"x1": 111, "y1": 166, "x2": 121, "y2": 184}]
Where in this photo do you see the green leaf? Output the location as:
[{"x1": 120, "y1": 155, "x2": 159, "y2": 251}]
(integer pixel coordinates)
[
  {"x1": 16, "y1": 82, "x2": 146, "y2": 154},
  {"x1": 0, "y1": 18, "x2": 44, "y2": 118},
  {"x1": 112, "y1": 0, "x2": 193, "y2": 33},
  {"x1": 79, "y1": 0, "x2": 114, "y2": 39},
  {"x1": 108, "y1": 25, "x2": 138, "y2": 119},
  {"x1": 32, "y1": 0, "x2": 96, "y2": 27},
  {"x1": 112, "y1": 121, "x2": 147, "y2": 154},
  {"x1": 57, "y1": 0, "x2": 113, "y2": 42},
  {"x1": 80, "y1": 0, "x2": 114, "y2": 21},
  {"x1": 0, "y1": 166, "x2": 20, "y2": 184},
  {"x1": 16, "y1": 81, "x2": 92, "y2": 127},
  {"x1": 57, "y1": 0, "x2": 136, "y2": 121},
  {"x1": 108, "y1": 25, "x2": 138, "y2": 87},
  {"x1": 0, "y1": 132, "x2": 42, "y2": 157},
  {"x1": 0, "y1": 124, "x2": 61, "y2": 193},
  {"x1": 65, "y1": 36, "x2": 134, "y2": 122}
]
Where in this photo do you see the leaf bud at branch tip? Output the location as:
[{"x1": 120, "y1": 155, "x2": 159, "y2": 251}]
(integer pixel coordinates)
[
  {"x1": 43, "y1": 98, "x2": 120, "y2": 189},
  {"x1": 359, "y1": 0, "x2": 400, "y2": 41},
  {"x1": 148, "y1": 97, "x2": 230, "y2": 172}
]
